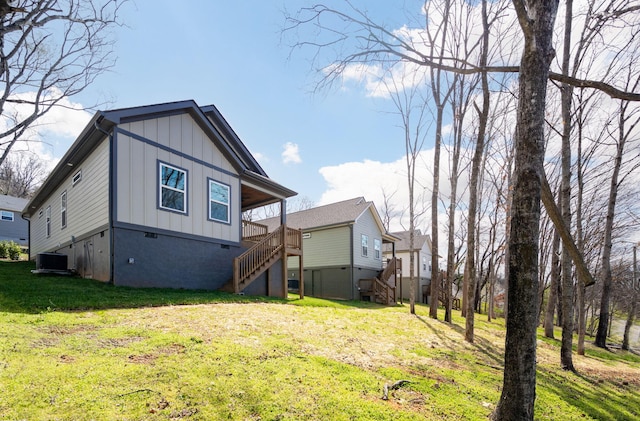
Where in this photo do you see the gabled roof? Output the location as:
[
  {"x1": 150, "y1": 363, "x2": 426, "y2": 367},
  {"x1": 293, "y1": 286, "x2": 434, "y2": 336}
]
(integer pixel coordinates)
[
  {"x1": 0, "y1": 195, "x2": 28, "y2": 212},
  {"x1": 386, "y1": 230, "x2": 432, "y2": 253},
  {"x1": 23, "y1": 100, "x2": 295, "y2": 217},
  {"x1": 259, "y1": 197, "x2": 397, "y2": 242}
]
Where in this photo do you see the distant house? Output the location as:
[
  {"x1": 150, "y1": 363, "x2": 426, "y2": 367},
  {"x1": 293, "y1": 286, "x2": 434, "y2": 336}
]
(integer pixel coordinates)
[
  {"x1": 383, "y1": 230, "x2": 432, "y2": 303},
  {"x1": 258, "y1": 197, "x2": 398, "y2": 301},
  {"x1": 0, "y1": 195, "x2": 29, "y2": 248},
  {"x1": 22, "y1": 100, "x2": 301, "y2": 296}
]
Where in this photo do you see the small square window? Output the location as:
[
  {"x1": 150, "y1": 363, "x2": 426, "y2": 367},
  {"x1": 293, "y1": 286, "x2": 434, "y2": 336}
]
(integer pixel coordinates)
[{"x1": 72, "y1": 170, "x2": 82, "y2": 185}]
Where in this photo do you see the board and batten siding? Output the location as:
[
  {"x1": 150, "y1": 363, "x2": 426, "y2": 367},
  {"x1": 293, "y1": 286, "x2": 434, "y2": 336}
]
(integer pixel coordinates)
[
  {"x1": 29, "y1": 138, "x2": 110, "y2": 256},
  {"x1": 352, "y1": 207, "x2": 384, "y2": 270},
  {"x1": 115, "y1": 114, "x2": 241, "y2": 243}
]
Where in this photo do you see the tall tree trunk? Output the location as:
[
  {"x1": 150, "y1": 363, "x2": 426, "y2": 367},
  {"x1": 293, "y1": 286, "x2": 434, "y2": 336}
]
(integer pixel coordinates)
[
  {"x1": 464, "y1": 0, "x2": 490, "y2": 343},
  {"x1": 595, "y1": 103, "x2": 628, "y2": 348},
  {"x1": 622, "y1": 246, "x2": 637, "y2": 351},
  {"x1": 430, "y1": 104, "x2": 442, "y2": 319},
  {"x1": 446, "y1": 81, "x2": 464, "y2": 323},
  {"x1": 493, "y1": 0, "x2": 558, "y2": 418},
  {"x1": 544, "y1": 230, "x2": 561, "y2": 338},
  {"x1": 576, "y1": 94, "x2": 587, "y2": 355},
  {"x1": 559, "y1": 0, "x2": 575, "y2": 372},
  {"x1": 429, "y1": 0, "x2": 453, "y2": 320}
]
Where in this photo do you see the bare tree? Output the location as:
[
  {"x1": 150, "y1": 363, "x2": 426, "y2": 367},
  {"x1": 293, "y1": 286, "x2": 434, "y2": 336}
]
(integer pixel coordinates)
[
  {"x1": 282, "y1": 1, "x2": 640, "y2": 418},
  {"x1": 382, "y1": 68, "x2": 431, "y2": 315},
  {"x1": 622, "y1": 244, "x2": 638, "y2": 350},
  {"x1": 0, "y1": 0, "x2": 127, "y2": 167},
  {"x1": 0, "y1": 151, "x2": 45, "y2": 197},
  {"x1": 595, "y1": 66, "x2": 640, "y2": 348},
  {"x1": 379, "y1": 188, "x2": 399, "y2": 233}
]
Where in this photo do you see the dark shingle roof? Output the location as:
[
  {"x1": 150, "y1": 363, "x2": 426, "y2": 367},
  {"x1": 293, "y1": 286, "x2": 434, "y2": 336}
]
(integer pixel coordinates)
[
  {"x1": 386, "y1": 230, "x2": 431, "y2": 252},
  {"x1": 259, "y1": 197, "x2": 373, "y2": 231}
]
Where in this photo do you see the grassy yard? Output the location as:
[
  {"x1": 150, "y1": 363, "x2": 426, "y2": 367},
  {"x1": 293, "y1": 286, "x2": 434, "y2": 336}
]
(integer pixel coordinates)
[{"x1": 1, "y1": 260, "x2": 639, "y2": 420}]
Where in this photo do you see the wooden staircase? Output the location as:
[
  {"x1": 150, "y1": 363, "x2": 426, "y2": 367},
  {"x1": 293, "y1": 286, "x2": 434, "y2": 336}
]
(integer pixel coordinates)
[
  {"x1": 221, "y1": 221, "x2": 302, "y2": 295},
  {"x1": 358, "y1": 257, "x2": 399, "y2": 305}
]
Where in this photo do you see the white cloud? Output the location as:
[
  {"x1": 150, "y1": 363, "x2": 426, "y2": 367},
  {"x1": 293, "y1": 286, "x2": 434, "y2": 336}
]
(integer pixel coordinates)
[
  {"x1": 0, "y1": 89, "x2": 93, "y2": 173},
  {"x1": 282, "y1": 142, "x2": 302, "y2": 164},
  {"x1": 252, "y1": 151, "x2": 268, "y2": 166}
]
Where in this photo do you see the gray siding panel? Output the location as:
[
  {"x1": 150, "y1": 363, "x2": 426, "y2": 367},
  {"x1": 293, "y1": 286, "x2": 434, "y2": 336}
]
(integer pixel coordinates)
[
  {"x1": 0, "y1": 214, "x2": 28, "y2": 246},
  {"x1": 29, "y1": 138, "x2": 110, "y2": 257},
  {"x1": 352, "y1": 208, "x2": 384, "y2": 270}
]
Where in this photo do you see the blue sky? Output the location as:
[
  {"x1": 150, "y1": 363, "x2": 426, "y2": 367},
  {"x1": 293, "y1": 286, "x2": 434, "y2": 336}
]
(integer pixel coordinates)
[{"x1": 67, "y1": 0, "x2": 429, "y2": 211}]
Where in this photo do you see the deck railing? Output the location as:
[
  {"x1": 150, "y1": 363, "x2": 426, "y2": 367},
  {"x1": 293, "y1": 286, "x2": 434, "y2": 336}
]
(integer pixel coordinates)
[{"x1": 242, "y1": 220, "x2": 269, "y2": 241}]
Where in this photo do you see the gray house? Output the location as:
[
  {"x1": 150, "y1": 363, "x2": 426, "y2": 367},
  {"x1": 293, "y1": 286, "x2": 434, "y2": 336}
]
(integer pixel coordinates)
[
  {"x1": 383, "y1": 230, "x2": 432, "y2": 303},
  {"x1": 22, "y1": 100, "x2": 300, "y2": 296},
  {"x1": 0, "y1": 195, "x2": 29, "y2": 248},
  {"x1": 259, "y1": 197, "x2": 397, "y2": 301}
]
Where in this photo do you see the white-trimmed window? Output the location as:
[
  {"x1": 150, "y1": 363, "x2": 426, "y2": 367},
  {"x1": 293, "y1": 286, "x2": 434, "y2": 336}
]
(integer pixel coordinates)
[
  {"x1": 72, "y1": 169, "x2": 82, "y2": 186},
  {"x1": 361, "y1": 234, "x2": 369, "y2": 257},
  {"x1": 45, "y1": 206, "x2": 51, "y2": 237},
  {"x1": 61, "y1": 191, "x2": 67, "y2": 228},
  {"x1": 159, "y1": 162, "x2": 187, "y2": 213},
  {"x1": 1, "y1": 210, "x2": 14, "y2": 221},
  {"x1": 208, "y1": 179, "x2": 230, "y2": 223},
  {"x1": 374, "y1": 238, "x2": 381, "y2": 259}
]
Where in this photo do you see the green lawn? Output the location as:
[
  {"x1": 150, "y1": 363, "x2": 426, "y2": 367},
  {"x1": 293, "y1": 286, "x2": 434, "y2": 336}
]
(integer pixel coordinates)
[{"x1": 1, "y1": 260, "x2": 638, "y2": 420}]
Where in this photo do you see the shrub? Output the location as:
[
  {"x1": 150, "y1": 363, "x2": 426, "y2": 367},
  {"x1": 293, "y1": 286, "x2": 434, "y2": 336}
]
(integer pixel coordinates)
[
  {"x1": 7, "y1": 241, "x2": 21, "y2": 260},
  {"x1": 0, "y1": 241, "x2": 21, "y2": 260}
]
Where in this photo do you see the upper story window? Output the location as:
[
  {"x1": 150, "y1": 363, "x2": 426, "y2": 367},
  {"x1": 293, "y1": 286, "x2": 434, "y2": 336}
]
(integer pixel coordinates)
[
  {"x1": 159, "y1": 162, "x2": 187, "y2": 213},
  {"x1": 208, "y1": 179, "x2": 230, "y2": 223},
  {"x1": 45, "y1": 206, "x2": 51, "y2": 237},
  {"x1": 361, "y1": 234, "x2": 369, "y2": 257},
  {"x1": 61, "y1": 191, "x2": 67, "y2": 229},
  {"x1": 1, "y1": 210, "x2": 14, "y2": 221},
  {"x1": 374, "y1": 238, "x2": 381, "y2": 259}
]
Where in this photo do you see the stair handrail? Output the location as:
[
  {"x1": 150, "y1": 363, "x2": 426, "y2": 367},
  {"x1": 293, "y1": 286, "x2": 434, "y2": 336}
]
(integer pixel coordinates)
[
  {"x1": 233, "y1": 226, "x2": 284, "y2": 293},
  {"x1": 373, "y1": 276, "x2": 396, "y2": 305},
  {"x1": 379, "y1": 257, "x2": 397, "y2": 283}
]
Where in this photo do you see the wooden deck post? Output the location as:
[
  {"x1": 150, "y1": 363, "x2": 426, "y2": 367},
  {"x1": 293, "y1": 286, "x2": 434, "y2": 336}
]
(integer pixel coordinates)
[
  {"x1": 298, "y1": 254, "x2": 304, "y2": 299},
  {"x1": 281, "y1": 223, "x2": 287, "y2": 299}
]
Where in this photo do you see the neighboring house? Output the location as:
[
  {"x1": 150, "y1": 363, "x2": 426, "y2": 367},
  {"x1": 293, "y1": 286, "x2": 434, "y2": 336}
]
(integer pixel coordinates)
[
  {"x1": 383, "y1": 230, "x2": 432, "y2": 303},
  {"x1": 22, "y1": 100, "x2": 300, "y2": 296},
  {"x1": 0, "y1": 195, "x2": 29, "y2": 248},
  {"x1": 258, "y1": 197, "x2": 397, "y2": 301}
]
